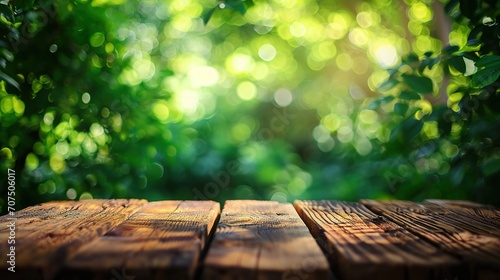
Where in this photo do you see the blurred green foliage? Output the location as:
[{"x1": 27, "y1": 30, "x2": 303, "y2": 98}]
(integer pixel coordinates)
[
  {"x1": 0, "y1": 0, "x2": 498, "y2": 213},
  {"x1": 372, "y1": 0, "x2": 500, "y2": 205}
]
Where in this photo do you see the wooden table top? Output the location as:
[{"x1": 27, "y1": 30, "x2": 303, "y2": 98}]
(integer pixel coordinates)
[{"x1": 1, "y1": 199, "x2": 499, "y2": 280}]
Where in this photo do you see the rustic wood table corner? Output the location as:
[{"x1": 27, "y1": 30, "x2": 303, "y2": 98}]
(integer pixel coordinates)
[{"x1": 1, "y1": 199, "x2": 499, "y2": 280}]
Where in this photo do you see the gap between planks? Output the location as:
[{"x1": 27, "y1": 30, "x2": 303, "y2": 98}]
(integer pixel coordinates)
[
  {"x1": 0, "y1": 200, "x2": 220, "y2": 280},
  {"x1": 2, "y1": 199, "x2": 499, "y2": 280},
  {"x1": 202, "y1": 200, "x2": 331, "y2": 280},
  {"x1": 294, "y1": 200, "x2": 462, "y2": 280},
  {"x1": 62, "y1": 200, "x2": 220, "y2": 280}
]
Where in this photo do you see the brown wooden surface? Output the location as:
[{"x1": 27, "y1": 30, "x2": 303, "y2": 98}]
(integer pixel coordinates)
[
  {"x1": 203, "y1": 200, "x2": 331, "y2": 280},
  {"x1": 0, "y1": 199, "x2": 147, "y2": 280},
  {"x1": 63, "y1": 200, "x2": 220, "y2": 280},
  {"x1": 294, "y1": 200, "x2": 461, "y2": 280},
  {"x1": 361, "y1": 200, "x2": 500, "y2": 280},
  {"x1": 424, "y1": 199, "x2": 500, "y2": 235},
  {"x1": 1, "y1": 199, "x2": 499, "y2": 280}
]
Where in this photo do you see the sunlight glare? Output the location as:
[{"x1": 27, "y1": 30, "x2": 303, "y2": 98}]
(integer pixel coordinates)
[
  {"x1": 373, "y1": 44, "x2": 399, "y2": 68},
  {"x1": 188, "y1": 66, "x2": 219, "y2": 87}
]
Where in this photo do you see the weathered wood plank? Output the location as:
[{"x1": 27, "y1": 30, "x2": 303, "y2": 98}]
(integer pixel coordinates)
[
  {"x1": 63, "y1": 200, "x2": 220, "y2": 280},
  {"x1": 361, "y1": 200, "x2": 500, "y2": 280},
  {"x1": 203, "y1": 200, "x2": 330, "y2": 280},
  {"x1": 424, "y1": 200, "x2": 498, "y2": 210},
  {"x1": 0, "y1": 199, "x2": 147, "y2": 280},
  {"x1": 294, "y1": 200, "x2": 461, "y2": 280},
  {"x1": 424, "y1": 199, "x2": 500, "y2": 236}
]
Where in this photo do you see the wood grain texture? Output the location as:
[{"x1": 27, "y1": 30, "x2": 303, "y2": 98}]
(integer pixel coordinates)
[
  {"x1": 424, "y1": 199, "x2": 500, "y2": 236},
  {"x1": 361, "y1": 200, "x2": 500, "y2": 280},
  {"x1": 424, "y1": 200, "x2": 498, "y2": 210},
  {"x1": 63, "y1": 200, "x2": 220, "y2": 280},
  {"x1": 294, "y1": 200, "x2": 461, "y2": 280},
  {"x1": 203, "y1": 200, "x2": 330, "y2": 280},
  {"x1": 0, "y1": 199, "x2": 147, "y2": 280}
]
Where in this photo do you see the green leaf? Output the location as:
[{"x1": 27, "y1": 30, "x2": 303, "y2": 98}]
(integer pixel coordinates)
[
  {"x1": 394, "y1": 102, "x2": 409, "y2": 116},
  {"x1": 463, "y1": 52, "x2": 479, "y2": 61},
  {"x1": 403, "y1": 119, "x2": 424, "y2": 141},
  {"x1": 368, "y1": 95, "x2": 394, "y2": 110},
  {"x1": 405, "y1": 52, "x2": 419, "y2": 63},
  {"x1": 202, "y1": 1, "x2": 250, "y2": 24},
  {"x1": 444, "y1": 0, "x2": 459, "y2": 15},
  {"x1": 202, "y1": 6, "x2": 217, "y2": 25},
  {"x1": 387, "y1": 68, "x2": 399, "y2": 76},
  {"x1": 442, "y1": 45, "x2": 459, "y2": 54},
  {"x1": 475, "y1": 55, "x2": 500, "y2": 68},
  {"x1": 419, "y1": 57, "x2": 440, "y2": 72},
  {"x1": 472, "y1": 68, "x2": 500, "y2": 88},
  {"x1": 398, "y1": 90, "x2": 421, "y2": 100},
  {"x1": 448, "y1": 56, "x2": 466, "y2": 73},
  {"x1": 428, "y1": 57, "x2": 441, "y2": 69},
  {"x1": 424, "y1": 51, "x2": 433, "y2": 58},
  {"x1": 1, "y1": 48, "x2": 13, "y2": 62},
  {"x1": 227, "y1": 0, "x2": 247, "y2": 15},
  {"x1": 378, "y1": 79, "x2": 399, "y2": 92},
  {"x1": 401, "y1": 74, "x2": 433, "y2": 94},
  {"x1": 467, "y1": 39, "x2": 481, "y2": 46},
  {"x1": 390, "y1": 118, "x2": 423, "y2": 142},
  {"x1": 0, "y1": 70, "x2": 20, "y2": 90},
  {"x1": 0, "y1": 4, "x2": 14, "y2": 23},
  {"x1": 468, "y1": 25, "x2": 484, "y2": 40},
  {"x1": 428, "y1": 107, "x2": 453, "y2": 136}
]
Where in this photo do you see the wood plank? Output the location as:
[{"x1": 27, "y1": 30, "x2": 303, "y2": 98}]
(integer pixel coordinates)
[
  {"x1": 63, "y1": 200, "x2": 220, "y2": 280},
  {"x1": 361, "y1": 200, "x2": 500, "y2": 280},
  {"x1": 424, "y1": 199, "x2": 498, "y2": 210},
  {"x1": 294, "y1": 200, "x2": 461, "y2": 280},
  {"x1": 203, "y1": 200, "x2": 330, "y2": 280},
  {"x1": 424, "y1": 200, "x2": 500, "y2": 236},
  {"x1": 0, "y1": 199, "x2": 147, "y2": 280}
]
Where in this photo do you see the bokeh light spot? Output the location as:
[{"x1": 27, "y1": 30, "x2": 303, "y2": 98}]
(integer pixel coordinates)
[
  {"x1": 274, "y1": 88, "x2": 293, "y2": 107},
  {"x1": 80, "y1": 192, "x2": 93, "y2": 200},
  {"x1": 336, "y1": 53, "x2": 353, "y2": 70},
  {"x1": 290, "y1": 22, "x2": 306, "y2": 37},
  {"x1": 356, "y1": 12, "x2": 373, "y2": 28},
  {"x1": 313, "y1": 125, "x2": 331, "y2": 143},
  {"x1": 327, "y1": 12, "x2": 352, "y2": 39},
  {"x1": 49, "y1": 154, "x2": 66, "y2": 173},
  {"x1": 189, "y1": 66, "x2": 219, "y2": 87},
  {"x1": 409, "y1": 2, "x2": 432, "y2": 23},
  {"x1": 226, "y1": 52, "x2": 255, "y2": 74},
  {"x1": 49, "y1": 44, "x2": 58, "y2": 53},
  {"x1": 90, "y1": 32, "x2": 105, "y2": 47},
  {"x1": 90, "y1": 123, "x2": 105, "y2": 138},
  {"x1": 26, "y1": 153, "x2": 39, "y2": 170},
  {"x1": 270, "y1": 191, "x2": 288, "y2": 202},
  {"x1": 66, "y1": 188, "x2": 77, "y2": 199},
  {"x1": 82, "y1": 92, "x2": 91, "y2": 104},
  {"x1": 258, "y1": 44, "x2": 277, "y2": 61},
  {"x1": 232, "y1": 123, "x2": 252, "y2": 142},
  {"x1": 354, "y1": 137, "x2": 372, "y2": 155},
  {"x1": 373, "y1": 44, "x2": 399, "y2": 68},
  {"x1": 349, "y1": 28, "x2": 369, "y2": 47},
  {"x1": 152, "y1": 101, "x2": 170, "y2": 122},
  {"x1": 237, "y1": 81, "x2": 257, "y2": 100}
]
